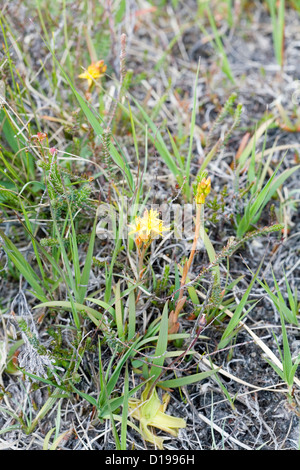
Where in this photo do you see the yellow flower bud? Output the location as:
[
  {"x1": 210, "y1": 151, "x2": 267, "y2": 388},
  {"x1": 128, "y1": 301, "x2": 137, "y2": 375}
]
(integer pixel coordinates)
[{"x1": 195, "y1": 176, "x2": 211, "y2": 205}]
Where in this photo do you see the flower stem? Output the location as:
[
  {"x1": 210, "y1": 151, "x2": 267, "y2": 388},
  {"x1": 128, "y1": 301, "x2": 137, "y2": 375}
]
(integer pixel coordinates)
[
  {"x1": 137, "y1": 242, "x2": 149, "y2": 278},
  {"x1": 169, "y1": 203, "x2": 203, "y2": 332}
]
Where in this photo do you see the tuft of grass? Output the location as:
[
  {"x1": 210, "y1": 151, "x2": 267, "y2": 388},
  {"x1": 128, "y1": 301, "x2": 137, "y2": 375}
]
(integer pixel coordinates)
[
  {"x1": 201, "y1": 6, "x2": 235, "y2": 83},
  {"x1": 267, "y1": 308, "x2": 300, "y2": 399}
]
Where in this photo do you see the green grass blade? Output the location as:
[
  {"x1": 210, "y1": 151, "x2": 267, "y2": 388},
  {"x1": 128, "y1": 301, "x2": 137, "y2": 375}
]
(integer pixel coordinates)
[
  {"x1": 77, "y1": 214, "x2": 97, "y2": 304},
  {"x1": 127, "y1": 288, "x2": 136, "y2": 341},
  {"x1": 128, "y1": 95, "x2": 180, "y2": 178},
  {"x1": 121, "y1": 363, "x2": 129, "y2": 450},
  {"x1": 105, "y1": 339, "x2": 140, "y2": 398},
  {"x1": 237, "y1": 118, "x2": 274, "y2": 169},
  {"x1": 114, "y1": 281, "x2": 124, "y2": 340},
  {"x1": 218, "y1": 261, "x2": 263, "y2": 350},
  {"x1": 205, "y1": 7, "x2": 235, "y2": 83},
  {"x1": 149, "y1": 301, "x2": 169, "y2": 382},
  {"x1": 34, "y1": 300, "x2": 105, "y2": 330},
  {"x1": 185, "y1": 61, "x2": 200, "y2": 199},
  {"x1": 158, "y1": 368, "x2": 218, "y2": 388},
  {"x1": 0, "y1": 230, "x2": 46, "y2": 301}
]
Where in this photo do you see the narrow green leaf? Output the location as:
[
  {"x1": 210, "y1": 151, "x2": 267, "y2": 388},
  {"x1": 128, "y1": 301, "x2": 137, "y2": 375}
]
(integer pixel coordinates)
[
  {"x1": 77, "y1": 214, "x2": 97, "y2": 304},
  {"x1": 205, "y1": 7, "x2": 235, "y2": 83},
  {"x1": 115, "y1": 281, "x2": 124, "y2": 340},
  {"x1": 185, "y1": 61, "x2": 200, "y2": 198},
  {"x1": 0, "y1": 230, "x2": 46, "y2": 301},
  {"x1": 218, "y1": 261, "x2": 262, "y2": 350},
  {"x1": 127, "y1": 288, "x2": 136, "y2": 341},
  {"x1": 43, "y1": 428, "x2": 56, "y2": 451},
  {"x1": 149, "y1": 301, "x2": 169, "y2": 381},
  {"x1": 121, "y1": 364, "x2": 129, "y2": 450},
  {"x1": 34, "y1": 300, "x2": 106, "y2": 329},
  {"x1": 105, "y1": 338, "x2": 140, "y2": 398},
  {"x1": 158, "y1": 368, "x2": 218, "y2": 388},
  {"x1": 129, "y1": 95, "x2": 180, "y2": 177}
]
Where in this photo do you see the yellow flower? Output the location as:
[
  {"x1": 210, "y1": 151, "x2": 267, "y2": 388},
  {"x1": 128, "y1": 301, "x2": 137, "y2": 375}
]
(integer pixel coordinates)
[
  {"x1": 78, "y1": 60, "x2": 107, "y2": 88},
  {"x1": 128, "y1": 383, "x2": 186, "y2": 449},
  {"x1": 195, "y1": 176, "x2": 211, "y2": 204},
  {"x1": 128, "y1": 208, "x2": 169, "y2": 243}
]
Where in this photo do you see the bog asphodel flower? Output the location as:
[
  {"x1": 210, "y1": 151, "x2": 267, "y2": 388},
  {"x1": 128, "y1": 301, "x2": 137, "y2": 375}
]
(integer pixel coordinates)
[
  {"x1": 128, "y1": 383, "x2": 186, "y2": 450},
  {"x1": 128, "y1": 208, "x2": 169, "y2": 243},
  {"x1": 78, "y1": 60, "x2": 107, "y2": 88},
  {"x1": 195, "y1": 175, "x2": 211, "y2": 204}
]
